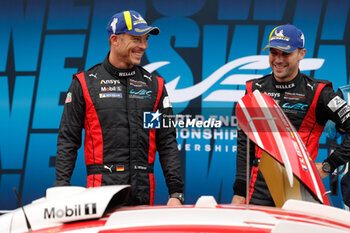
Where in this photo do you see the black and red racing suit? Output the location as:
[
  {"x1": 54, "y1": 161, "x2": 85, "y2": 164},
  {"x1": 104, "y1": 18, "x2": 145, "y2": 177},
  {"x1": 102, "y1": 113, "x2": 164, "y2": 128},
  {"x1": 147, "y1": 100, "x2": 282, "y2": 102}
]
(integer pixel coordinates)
[
  {"x1": 55, "y1": 56, "x2": 183, "y2": 205},
  {"x1": 233, "y1": 71, "x2": 350, "y2": 206}
]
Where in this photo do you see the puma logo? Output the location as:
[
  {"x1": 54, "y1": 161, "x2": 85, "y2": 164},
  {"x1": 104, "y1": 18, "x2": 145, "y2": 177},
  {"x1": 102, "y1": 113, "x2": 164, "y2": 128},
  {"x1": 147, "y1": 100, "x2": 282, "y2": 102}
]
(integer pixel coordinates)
[
  {"x1": 104, "y1": 165, "x2": 113, "y2": 173},
  {"x1": 89, "y1": 73, "x2": 97, "y2": 79},
  {"x1": 307, "y1": 83, "x2": 314, "y2": 90},
  {"x1": 144, "y1": 74, "x2": 152, "y2": 81}
]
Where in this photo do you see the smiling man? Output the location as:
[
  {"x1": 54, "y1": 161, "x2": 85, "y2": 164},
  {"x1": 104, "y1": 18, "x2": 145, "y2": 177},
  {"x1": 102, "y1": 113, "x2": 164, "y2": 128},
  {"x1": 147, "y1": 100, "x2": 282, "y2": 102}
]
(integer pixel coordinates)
[
  {"x1": 232, "y1": 24, "x2": 350, "y2": 206},
  {"x1": 54, "y1": 10, "x2": 184, "y2": 206}
]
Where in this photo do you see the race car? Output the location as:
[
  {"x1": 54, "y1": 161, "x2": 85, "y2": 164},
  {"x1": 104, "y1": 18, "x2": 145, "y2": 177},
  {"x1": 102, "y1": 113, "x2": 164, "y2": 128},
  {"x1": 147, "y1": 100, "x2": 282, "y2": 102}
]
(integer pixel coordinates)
[{"x1": 1, "y1": 184, "x2": 350, "y2": 233}]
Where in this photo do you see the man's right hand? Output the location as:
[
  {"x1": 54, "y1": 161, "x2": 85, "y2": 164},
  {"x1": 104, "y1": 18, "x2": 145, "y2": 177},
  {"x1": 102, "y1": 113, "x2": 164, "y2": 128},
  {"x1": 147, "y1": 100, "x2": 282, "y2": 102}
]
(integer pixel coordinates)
[{"x1": 231, "y1": 195, "x2": 246, "y2": 204}]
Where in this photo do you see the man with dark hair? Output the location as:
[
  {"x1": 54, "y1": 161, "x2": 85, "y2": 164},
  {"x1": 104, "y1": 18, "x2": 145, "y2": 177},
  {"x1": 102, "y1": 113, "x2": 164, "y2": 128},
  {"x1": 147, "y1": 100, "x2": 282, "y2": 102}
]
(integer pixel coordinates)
[
  {"x1": 232, "y1": 24, "x2": 350, "y2": 206},
  {"x1": 55, "y1": 10, "x2": 184, "y2": 206}
]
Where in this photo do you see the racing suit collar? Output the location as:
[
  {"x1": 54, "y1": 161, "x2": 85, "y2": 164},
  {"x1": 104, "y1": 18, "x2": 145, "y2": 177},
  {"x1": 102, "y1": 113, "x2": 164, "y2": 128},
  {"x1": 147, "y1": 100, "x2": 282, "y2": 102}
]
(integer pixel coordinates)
[
  {"x1": 272, "y1": 70, "x2": 301, "y2": 90},
  {"x1": 103, "y1": 54, "x2": 136, "y2": 79}
]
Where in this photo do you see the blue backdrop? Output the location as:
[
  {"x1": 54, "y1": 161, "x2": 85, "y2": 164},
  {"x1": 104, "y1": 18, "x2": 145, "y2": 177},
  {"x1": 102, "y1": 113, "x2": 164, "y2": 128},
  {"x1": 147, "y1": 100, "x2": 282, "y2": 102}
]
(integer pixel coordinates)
[{"x1": 1, "y1": 0, "x2": 349, "y2": 209}]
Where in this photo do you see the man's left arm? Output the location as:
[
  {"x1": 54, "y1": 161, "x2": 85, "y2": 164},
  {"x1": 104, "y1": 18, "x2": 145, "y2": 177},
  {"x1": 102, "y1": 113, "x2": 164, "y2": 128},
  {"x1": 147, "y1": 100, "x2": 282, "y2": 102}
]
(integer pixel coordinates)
[
  {"x1": 316, "y1": 86, "x2": 350, "y2": 177},
  {"x1": 155, "y1": 81, "x2": 184, "y2": 206}
]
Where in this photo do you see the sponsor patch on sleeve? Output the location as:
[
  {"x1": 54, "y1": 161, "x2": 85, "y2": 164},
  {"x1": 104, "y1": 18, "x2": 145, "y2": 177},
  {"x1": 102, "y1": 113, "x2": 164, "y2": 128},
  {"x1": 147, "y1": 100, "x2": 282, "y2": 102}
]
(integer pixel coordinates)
[
  {"x1": 163, "y1": 96, "x2": 172, "y2": 108},
  {"x1": 327, "y1": 96, "x2": 346, "y2": 112},
  {"x1": 338, "y1": 105, "x2": 350, "y2": 118},
  {"x1": 341, "y1": 112, "x2": 350, "y2": 124},
  {"x1": 65, "y1": 92, "x2": 72, "y2": 103}
]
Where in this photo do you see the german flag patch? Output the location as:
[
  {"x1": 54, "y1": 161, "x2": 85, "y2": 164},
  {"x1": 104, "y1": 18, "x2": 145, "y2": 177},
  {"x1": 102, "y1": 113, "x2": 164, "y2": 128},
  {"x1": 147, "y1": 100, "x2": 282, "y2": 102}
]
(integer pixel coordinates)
[{"x1": 116, "y1": 165, "x2": 125, "y2": 172}]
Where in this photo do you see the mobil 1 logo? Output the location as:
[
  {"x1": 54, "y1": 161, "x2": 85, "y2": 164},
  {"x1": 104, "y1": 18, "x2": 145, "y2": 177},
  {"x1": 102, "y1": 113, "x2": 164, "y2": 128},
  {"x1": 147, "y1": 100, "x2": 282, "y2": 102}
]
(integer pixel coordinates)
[{"x1": 44, "y1": 203, "x2": 97, "y2": 219}]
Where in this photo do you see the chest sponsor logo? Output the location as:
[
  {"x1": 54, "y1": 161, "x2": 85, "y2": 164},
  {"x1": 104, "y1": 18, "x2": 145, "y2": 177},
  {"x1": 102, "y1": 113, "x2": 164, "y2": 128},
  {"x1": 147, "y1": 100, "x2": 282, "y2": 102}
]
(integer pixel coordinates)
[
  {"x1": 101, "y1": 86, "x2": 122, "y2": 92},
  {"x1": 119, "y1": 71, "x2": 135, "y2": 77},
  {"x1": 99, "y1": 93, "x2": 123, "y2": 98},
  {"x1": 285, "y1": 91, "x2": 305, "y2": 97},
  {"x1": 129, "y1": 89, "x2": 152, "y2": 98},
  {"x1": 130, "y1": 79, "x2": 147, "y2": 87},
  {"x1": 100, "y1": 79, "x2": 120, "y2": 85},
  {"x1": 275, "y1": 83, "x2": 295, "y2": 89},
  {"x1": 328, "y1": 96, "x2": 346, "y2": 112},
  {"x1": 284, "y1": 92, "x2": 306, "y2": 100},
  {"x1": 282, "y1": 102, "x2": 308, "y2": 111},
  {"x1": 264, "y1": 92, "x2": 280, "y2": 98}
]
